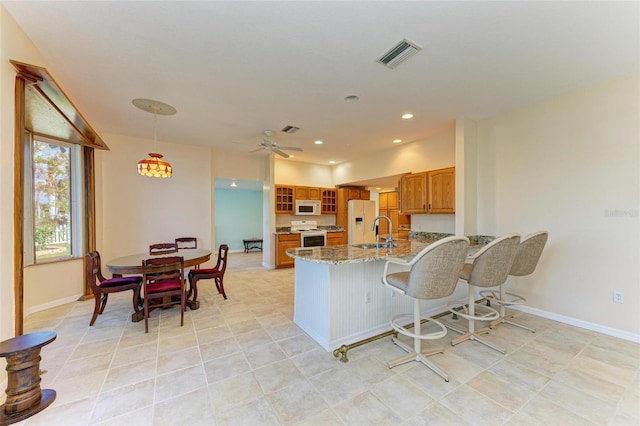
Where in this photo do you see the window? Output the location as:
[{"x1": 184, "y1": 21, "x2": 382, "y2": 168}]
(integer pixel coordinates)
[{"x1": 24, "y1": 136, "x2": 82, "y2": 264}]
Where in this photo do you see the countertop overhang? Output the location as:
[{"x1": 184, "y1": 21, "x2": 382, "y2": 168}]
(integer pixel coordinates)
[
  {"x1": 286, "y1": 237, "x2": 489, "y2": 265},
  {"x1": 286, "y1": 239, "x2": 429, "y2": 265}
]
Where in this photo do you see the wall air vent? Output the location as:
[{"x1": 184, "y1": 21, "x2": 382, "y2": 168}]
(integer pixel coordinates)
[
  {"x1": 376, "y1": 39, "x2": 422, "y2": 69},
  {"x1": 281, "y1": 125, "x2": 300, "y2": 134}
]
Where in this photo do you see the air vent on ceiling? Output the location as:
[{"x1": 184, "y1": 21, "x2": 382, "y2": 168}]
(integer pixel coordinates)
[
  {"x1": 281, "y1": 125, "x2": 300, "y2": 134},
  {"x1": 376, "y1": 39, "x2": 422, "y2": 69}
]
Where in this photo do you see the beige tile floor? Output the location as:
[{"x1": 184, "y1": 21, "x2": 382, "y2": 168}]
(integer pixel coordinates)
[{"x1": 12, "y1": 251, "x2": 640, "y2": 425}]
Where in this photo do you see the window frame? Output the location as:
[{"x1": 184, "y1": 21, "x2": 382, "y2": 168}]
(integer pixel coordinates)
[{"x1": 24, "y1": 135, "x2": 83, "y2": 265}]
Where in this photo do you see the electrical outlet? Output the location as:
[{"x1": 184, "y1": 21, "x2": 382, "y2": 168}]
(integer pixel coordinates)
[
  {"x1": 613, "y1": 291, "x2": 624, "y2": 303},
  {"x1": 365, "y1": 291, "x2": 371, "y2": 304}
]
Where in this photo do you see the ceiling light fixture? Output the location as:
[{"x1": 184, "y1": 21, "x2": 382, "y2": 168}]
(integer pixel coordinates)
[
  {"x1": 230, "y1": 179, "x2": 237, "y2": 188},
  {"x1": 314, "y1": 140, "x2": 323, "y2": 145},
  {"x1": 133, "y1": 98, "x2": 176, "y2": 178},
  {"x1": 329, "y1": 160, "x2": 336, "y2": 164},
  {"x1": 402, "y1": 113, "x2": 414, "y2": 120},
  {"x1": 393, "y1": 139, "x2": 402, "y2": 143}
]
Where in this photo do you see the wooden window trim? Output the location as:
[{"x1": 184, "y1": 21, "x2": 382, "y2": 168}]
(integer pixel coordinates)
[{"x1": 12, "y1": 61, "x2": 105, "y2": 335}]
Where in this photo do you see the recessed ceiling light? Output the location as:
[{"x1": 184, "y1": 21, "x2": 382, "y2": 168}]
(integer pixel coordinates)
[
  {"x1": 393, "y1": 139, "x2": 402, "y2": 143},
  {"x1": 314, "y1": 140, "x2": 323, "y2": 145},
  {"x1": 375, "y1": 187, "x2": 381, "y2": 190},
  {"x1": 344, "y1": 95, "x2": 359, "y2": 102},
  {"x1": 402, "y1": 113, "x2": 414, "y2": 120},
  {"x1": 288, "y1": 155, "x2": 294, "y2": 158},
  {"x1": 329, "y1": 160, "x2": 335, "y2": 164}
]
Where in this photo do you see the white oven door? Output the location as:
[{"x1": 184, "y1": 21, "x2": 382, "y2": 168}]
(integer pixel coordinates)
[{"x1": 300, "y1": 230, "x2": 327, "y2": 247}]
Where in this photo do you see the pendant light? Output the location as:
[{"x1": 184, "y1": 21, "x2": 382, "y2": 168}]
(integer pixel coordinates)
[{"x1": 133, "y1": 98, "x2": 176, "y2": 178}]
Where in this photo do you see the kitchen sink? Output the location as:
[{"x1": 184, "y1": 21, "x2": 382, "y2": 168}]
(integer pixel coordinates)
[{"x1": 352, "y1": 242, "x2": 398, "y2": 249}]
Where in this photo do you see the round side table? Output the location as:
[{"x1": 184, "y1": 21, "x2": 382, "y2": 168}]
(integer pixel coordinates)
[{"x1": 0, "y1": 331, "x2": 56, "y2": 425}]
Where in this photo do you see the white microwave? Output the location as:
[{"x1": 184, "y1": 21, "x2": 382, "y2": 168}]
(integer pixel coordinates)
[{"x1": 295, "y1": 200, "x2": 321, "y2": 216}]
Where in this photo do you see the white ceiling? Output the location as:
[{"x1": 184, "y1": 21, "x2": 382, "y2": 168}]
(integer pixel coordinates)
[{"x1": 4, "y1": 1, "x2": 639, "y2": 169}]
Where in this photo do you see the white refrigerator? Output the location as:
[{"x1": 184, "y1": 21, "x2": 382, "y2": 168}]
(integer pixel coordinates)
[{"x1": 348, "y1": 199, "x2": 377, "y2": 244}]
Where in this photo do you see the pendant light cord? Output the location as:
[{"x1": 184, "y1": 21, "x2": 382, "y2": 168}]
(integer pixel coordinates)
[{"x1": 153, "y1": 113, "x2": 157, "y2": 152}]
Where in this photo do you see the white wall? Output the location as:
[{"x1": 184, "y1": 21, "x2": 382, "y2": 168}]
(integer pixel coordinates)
[
  {"x1": 97, "y1": 134, "x2": 215, "y2": 268},
  {"x1": 333, "y1": 126, "x2": 457, "y2": 233},
  {"x1": 275, "y1": 159, "x2": 333, "y2": 187},
  {"x1": 476, "y1": 74, "x2": 640, "y2": 337},
  {"x1": 332, "y1": 125, "x2": 455, "y2": 185},
  {"x1": 215, "y1": 149, "x2": 266, "y2": 182},
  {"x1": 1, "y1": 6, "x2": 64, "y2": 340}
]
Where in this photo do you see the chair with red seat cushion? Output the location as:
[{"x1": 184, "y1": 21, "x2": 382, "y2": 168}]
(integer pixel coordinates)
[
  {"x1": 188, "y1": 244, "x2": 229, "y2": 306},
  {"x1": 85, "y1": 251, "x2": 142, "y2": 326},
  {"x1": 149, "y1": 242, "x2": 178, "y2": 255},
  {"x1": 175, "y1": 237, "x2": 197, "y2": 250},
  {"x1": 141, "y1": 256, "x2": 185, "y2": 333}
]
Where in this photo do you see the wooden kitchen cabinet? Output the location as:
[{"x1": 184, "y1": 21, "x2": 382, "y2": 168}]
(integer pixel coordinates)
[
  {"x1": 321, "y1": 188, "x2": 337, "y2": 214},
  {"x1": 326, "y1": 231, "x2": 346, "y2": 245},
  {"x1": 343, "y1": 188, "x2": 370, "y2": 200},
  {"x1": 275, "y1": 185, "x2": 295, "y2": 214},
  {"x1": 295, "y1": 186, "x2": 321, "y2": 201},
  {"x1": 400, "y1": 173, "x2": 428, "y2": 213},
  {"x1": 428, "y1": 167, "x2": 455, "y2": 213},
  {"x1": 377, "y1": 191, "x2": 409, "y2": 237},
  {"x1": 276, "y1": 233, "x2": 300, "y2": 268}
]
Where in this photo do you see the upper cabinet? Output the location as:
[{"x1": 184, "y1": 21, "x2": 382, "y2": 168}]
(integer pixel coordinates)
[
  {"x1": 400, "y1": 172, "x2": 428, "y2": 213},
  {"x1": 275, "y1": 185, "x2": 295, "y2": 214},
  {"x1": 275, "y1": 185, "x2": 333, "y2": 214},
  {"x1": 295, "y1": 186, "x2": 321, "y2": 201},
  {"x1": 428, "y1": 167, "x2": 455, "y2": 213},
  {"x1": 399, "y1": 167, "x2": 455, "y2": 214},
  {"x1": 321, "y1": 188, "x2": 337, "y2": 214},
  {"x1": 345, "y1": 188, "x2": 370, "y2": 200}
]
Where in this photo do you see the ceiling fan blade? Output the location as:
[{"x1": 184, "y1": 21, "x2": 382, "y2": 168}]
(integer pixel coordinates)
[
  {"x1": 272, "y1": 148, "x2": 290, "y2": 158},
  {"x1": 249, "y1": 147, "x2": 264, "y2": 153},
  {"x1": 277, "y1": 146, "x2": 303, "y2": 152}
]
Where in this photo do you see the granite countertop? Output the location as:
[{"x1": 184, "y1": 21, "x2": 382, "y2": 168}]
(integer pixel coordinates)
[
  {"x1": 275, "y1": 226, "x2": 344, "y2": 235},
  {"x1": 286, "y1": 234, "x2": 493, "y2": 265}
]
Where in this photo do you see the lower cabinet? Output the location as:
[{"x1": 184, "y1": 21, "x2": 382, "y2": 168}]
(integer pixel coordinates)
[
  {"x1": 276, "y1": 234, "x2": 300, "y2": 269},
  {"x1": 327, "y1": 231, "x2": 346, "y2": 245}
]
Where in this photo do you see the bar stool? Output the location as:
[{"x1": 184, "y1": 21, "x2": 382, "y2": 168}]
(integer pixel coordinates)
[
  {"x1": 446, "y1": 234, "x2": 520, "y2": 354},
  {"x1": 382, "y1": 236, "x2": 470, "y2": 381},
  {"x1": 481, "y1": 231, "x2": 548, "y2": 332}
]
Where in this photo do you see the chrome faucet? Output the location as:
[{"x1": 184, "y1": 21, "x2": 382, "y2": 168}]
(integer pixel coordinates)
[{"x1": 371, "y1": 215, "x2": 393, "y2": 247}]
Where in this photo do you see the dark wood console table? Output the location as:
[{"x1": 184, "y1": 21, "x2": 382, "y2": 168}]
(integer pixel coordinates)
[
  {"x1": 0, "y1": 331, "x2": 56, "y2": 425},
  {"x1": 243, "y1": 238, "x2": 263, "y2": 253}
]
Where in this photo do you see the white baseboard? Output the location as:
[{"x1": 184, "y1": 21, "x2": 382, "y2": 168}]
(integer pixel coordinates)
[
  {"x1": 24, "y1": 294, "x2": 84, "y2": 318},
  {"x1": 512, "y1": 305, "x2": 640, "y2": 343}
]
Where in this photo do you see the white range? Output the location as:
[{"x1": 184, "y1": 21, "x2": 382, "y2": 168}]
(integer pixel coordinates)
[{"x1": 291, "y1": 220, "x2": 327, "y2": 247}]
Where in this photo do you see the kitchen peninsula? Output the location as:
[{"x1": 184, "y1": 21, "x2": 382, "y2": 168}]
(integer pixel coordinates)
[{"x1": 286, "y1": 234, "x2": 492, "y2": 352}]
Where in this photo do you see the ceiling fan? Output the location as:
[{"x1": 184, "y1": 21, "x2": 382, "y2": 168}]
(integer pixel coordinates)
[{"x1": 250, "y1": 130, "x2": 302, "y2": 158}]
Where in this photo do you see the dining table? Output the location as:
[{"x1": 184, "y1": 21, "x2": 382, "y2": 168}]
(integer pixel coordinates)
[{"x1": 106, "y1": 248, "x2": 212, "y2": 321}]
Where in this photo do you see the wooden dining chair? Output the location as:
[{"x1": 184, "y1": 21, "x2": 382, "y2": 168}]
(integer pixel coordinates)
[
  {"x1": 141, "y1": 256, "x2": 185, "y2": 333},
  {"x1": 187, "y1": 244, "x2": 229, "y2": 308},
  {"x1": 149, "y1": 242, "x2": 178, "y2": 255},
  {"x1": 175, "y1": 237, "x2": 199, "y2": 270},
  {"x1": 175, "y1": 237, "x2": 197, "y2": 249},
  {"x1": 85, "y1": 251, "x2": 142, "y2": 326}
]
